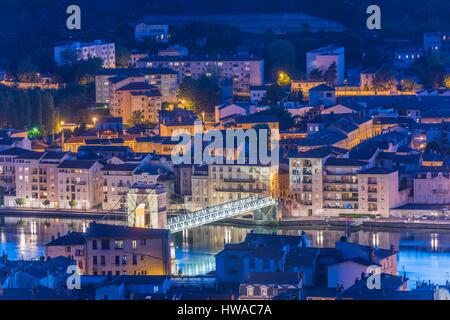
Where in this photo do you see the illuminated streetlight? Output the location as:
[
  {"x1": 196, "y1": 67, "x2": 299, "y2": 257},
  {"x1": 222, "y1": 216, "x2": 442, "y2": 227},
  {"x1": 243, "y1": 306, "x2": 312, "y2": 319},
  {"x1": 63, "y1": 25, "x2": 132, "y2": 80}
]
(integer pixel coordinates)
[{"x1": 93, "y1": 117, "x2": 97, "y2": 126}]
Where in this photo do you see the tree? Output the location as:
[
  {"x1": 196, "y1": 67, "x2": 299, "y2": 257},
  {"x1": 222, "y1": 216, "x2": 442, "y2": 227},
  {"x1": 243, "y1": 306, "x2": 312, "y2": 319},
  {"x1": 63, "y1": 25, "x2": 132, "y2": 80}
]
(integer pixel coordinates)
[
  {"x1": 309, "y1": 69, "x2": 323, "y2": 81},
  {"x1": 265, "y1": 84, "x2": 286, "y2": 105},
  {"x1": 256, "y1": 106, "x2": 295, "y2": 131},
  {"x1": 400, "y1": 79, "x2": 422, "y2": 92},
  {"x1": 444, "y1": 74, "x2": 450, "y2": 89},
  {"x1": 130, "y1": 110, "x2": 145, "y2": 126},
  {"x1": 16, "y1": 56, "x2": 39, "y2": 82},
  {"x1": 15, "y1": 198, "x2": 25, "y2": 207},
  {"x1": 425, "y1": 141, "x2": 441, "y2": 153},
  {"x1": 277, "y1": 71, "x2": 291, "y2": 87},
  {"x1": 266, "y1": 39, "x2": 297, "y2": 82},
  {"x1": 323, "y1": 62, "x2": 337, "y2": 84},
  {"x1": 116, "y1": 46, "x2": 130, "y2": 68},
  {"x1": 373, "y1": 66, "x2": 397, "y2": 91},
  {"x1": 68, "y1": 199, "x2": 78, "y2": 210},
  {"x1": 43, "y1": 199, "x2": 50, "y2": 208},
  {"x1": 178, "y1": 75, "x2": 221, "y2": 114}
]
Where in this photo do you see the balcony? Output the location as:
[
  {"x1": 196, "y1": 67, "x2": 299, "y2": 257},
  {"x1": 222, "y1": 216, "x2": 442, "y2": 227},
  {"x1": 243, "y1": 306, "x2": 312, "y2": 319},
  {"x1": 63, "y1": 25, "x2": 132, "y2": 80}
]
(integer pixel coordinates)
[
  {"x1": 368, "y1": 188, "x2": 377, "y2": 193},
  {"x1": 223, "y1": 177, "x2": 256, "y2": 183},
  {"x1": 368, "y1": 198, "x2": 378, "y2": 202},
  {"x1": 367, "y1": 180, "x2": 377, "y2": 185},
  {"x1": 215, "y1": 187, "x2": 264, "y2": 193}
]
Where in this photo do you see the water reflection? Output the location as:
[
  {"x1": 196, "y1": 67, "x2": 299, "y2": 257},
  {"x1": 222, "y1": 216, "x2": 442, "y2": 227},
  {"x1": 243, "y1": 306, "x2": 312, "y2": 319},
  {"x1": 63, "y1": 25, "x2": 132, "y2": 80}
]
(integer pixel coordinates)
[{"x1": 1, "y1": 217, "x2": 450, "y2": 286}]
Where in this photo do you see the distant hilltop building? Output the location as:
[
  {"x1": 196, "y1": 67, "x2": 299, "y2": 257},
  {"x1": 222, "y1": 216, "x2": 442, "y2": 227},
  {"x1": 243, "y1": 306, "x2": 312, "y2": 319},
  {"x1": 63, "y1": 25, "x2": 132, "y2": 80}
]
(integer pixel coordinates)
[
  {"x1": 135, "y1": 23, "x2": 169, "y2": 42},
  {"x1": 140, "y1": 13, "x2": 345, "y2": 34},
  {"x1": 138, "y1": 53, "x2": 264, "y2": 96},
  {"x1": 307, "y1": 45, "x2": 345, "y2": 85},
  {"x1": 54, "y1": 40, "x2": 116, "y2": 68},
  {"x1": 423, "y1": 32, "x2": 450, "y2": 55}
]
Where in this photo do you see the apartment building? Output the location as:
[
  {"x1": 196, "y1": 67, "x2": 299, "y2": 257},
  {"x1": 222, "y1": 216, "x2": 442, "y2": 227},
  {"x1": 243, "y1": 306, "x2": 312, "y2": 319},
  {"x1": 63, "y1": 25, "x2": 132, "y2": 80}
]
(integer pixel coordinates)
[
  {"x1": 289, "y1": 146, "x2": 405, "y2": 217},
  {"x1": 306, "y1": 45, "x2": 345, "y2": 85},
  {"x1": 9, "y1": 151, "x2": 71, "y2": 208},
  {"x1": 54, "y1": 40, "x2": 115, "y2": 68},
  {"x1": 138, "y1": 54, "x2": 264, "y2": 95},
  {"x1": 95, "y1": 68, "x2": 178, "y2": 104},
  {"x1": 0, "y1": 147, "x2": 29, "y2": 194},
  {"x1": 57, "y1": 160, "x2": 103, "y2": 210},
  {"x1": 414, "y1": 166, "x2": 450, "y2": 204},
  {"x1": 185, "y1": 164, "x2": 210, "y2": 210},
  {"x1": 110, "y1": 82, "x2": 162, "y2": 125},
  {"x1": 101, "y1": 163, "x2": 139, "y2": 211},
  {"x1": 208, "y1": 163, "x2": 279, "y2": 206},
  {"x1": 46, "y1": 223, "x2": 171, "y2": 277}
]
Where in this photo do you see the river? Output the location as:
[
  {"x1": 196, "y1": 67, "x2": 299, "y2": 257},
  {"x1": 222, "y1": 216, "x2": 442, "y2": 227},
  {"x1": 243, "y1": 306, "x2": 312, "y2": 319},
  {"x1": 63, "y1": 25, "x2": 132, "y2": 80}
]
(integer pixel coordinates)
[{"x1": 1, "y1": 216, "x2": 450, "y2": 287}]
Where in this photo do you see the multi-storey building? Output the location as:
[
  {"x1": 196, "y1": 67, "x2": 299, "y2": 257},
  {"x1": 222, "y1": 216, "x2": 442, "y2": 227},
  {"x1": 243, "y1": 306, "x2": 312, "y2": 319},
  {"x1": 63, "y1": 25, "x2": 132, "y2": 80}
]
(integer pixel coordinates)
[
  {"x1": 289, "y1": 146, "x2": 406, "y2": 217},
  {"x1": 414, "y1": 166, "x2": 450, "y2": 204},
  {"x1": 11, "y1": 151, "x2": 71, "y2": 208},
  {"x1": 208, "y1": 163, "x2": 279, "y2": 206},
  {"x1": 306, "y1": 45, "x2": 345, "y2": 85},
  {"x1": 110, "y1": 82, "x2": 162, "y2": 125},
  {"x1": 0, "y1": 147, "x2": 29, "y2": 194},
  {"x1": 57, "y1": 160, "x2": 103, "y2": 210},
  {"x1": 45, "y1": 223, "x2": 171, "y2": 277},
  {"x1": 95, "y1": 68, "x2": 178, "y2": 104},
  {"x1": 101, "y1": 163, "x2": 139, "y2": 211},
  {"x1": 137, "y1": 54, "x2": 264, "y2": 95},
  {"x1": 54, "y1": 41, "x2": 115, "y2": 68}
]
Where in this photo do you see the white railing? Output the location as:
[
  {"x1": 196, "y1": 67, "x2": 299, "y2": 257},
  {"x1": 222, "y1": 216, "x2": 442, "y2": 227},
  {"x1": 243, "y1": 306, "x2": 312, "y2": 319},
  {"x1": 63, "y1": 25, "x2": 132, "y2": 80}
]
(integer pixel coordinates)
[{"x1": 167, "y1": 196, "x2": 278, "y2": 233}]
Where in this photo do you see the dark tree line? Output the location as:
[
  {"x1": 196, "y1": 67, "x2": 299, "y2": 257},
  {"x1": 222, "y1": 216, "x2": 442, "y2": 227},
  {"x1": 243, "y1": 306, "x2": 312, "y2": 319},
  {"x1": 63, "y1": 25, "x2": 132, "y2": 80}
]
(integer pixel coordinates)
[{"x1": 0, "y1": 87, "x2": 58, "y2": 136}]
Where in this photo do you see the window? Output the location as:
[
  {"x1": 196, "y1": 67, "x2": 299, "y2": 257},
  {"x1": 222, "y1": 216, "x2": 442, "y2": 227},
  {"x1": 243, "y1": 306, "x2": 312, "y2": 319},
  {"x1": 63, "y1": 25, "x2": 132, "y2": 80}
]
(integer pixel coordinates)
[
  {"x1": 141, "y1": 239, "x2": 146, "y2": 246},
  {"x1": 132, "y1": 240, "x2": 137, "y2": 249},
  {"x1": 263, "y1": 259, "x2": 270, "y2": 270},
  {"x1": 247, "y1": 287, "x2": 254, "y2": 297},
  {"x1": 115, "y1": 256, "x2": 120, "y2": 266},
  {"x1": 133, "y1": 255, "x2": 138, "y2": 265},
  {"x1": 101, "y1": 256, "x2": 106, "y2": 266},
  {"x1": 122, "y1": 256, "x2": 127, "y2": 265},
  {"x1": 261, "y1": 287, "x2": 268, "y2": 297},
  {"x1": 93, "y1": 256, "x2": 97, "y2": 265},
  {"x1": 114, "y1": 240, "x2": 124, "y2": 250},
  {"x1": 101, "y1": 240, "x2": 110, "y2": 250}
]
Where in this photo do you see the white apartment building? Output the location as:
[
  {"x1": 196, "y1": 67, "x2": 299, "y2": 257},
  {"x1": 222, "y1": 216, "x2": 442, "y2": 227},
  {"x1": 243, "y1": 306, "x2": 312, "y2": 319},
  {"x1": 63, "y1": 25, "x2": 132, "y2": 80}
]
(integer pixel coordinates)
[
  {"x1": 57, "y1": 160, "x2": 103, "y2": 210},
  {"x1": 0, "y1": 147, "x2": 30, "y2": 194},
  {"x1": 101, "y1": 163, "x2": 138, "y2": 211},
  {"x1": 137, "y1": 55, "x2": 264, "y2": 95},
  {"x1": 8, "y1": 151, "x2": 71, "y2": 208},
  {"x1": 135, "y1": 23, "x2": 169, "y2": 42},
  {"x1": 414, "y1": 166, "x2": 450, "y2": 204},
  {"x1": 306, "y1": 45, "x2": 345, "y2": 85},
  {"x1": 208, "y1": 163, "x2": 279, "y2": 206},
  {"x1": 289, "y1": 147, "x2": 405, "y2": 217},
  {"x1": 95, "y1": 68, "x2": 178, "y2": 104},
  {"x1": 55, "y1": 41, "x2": 116, "y2": 68}
]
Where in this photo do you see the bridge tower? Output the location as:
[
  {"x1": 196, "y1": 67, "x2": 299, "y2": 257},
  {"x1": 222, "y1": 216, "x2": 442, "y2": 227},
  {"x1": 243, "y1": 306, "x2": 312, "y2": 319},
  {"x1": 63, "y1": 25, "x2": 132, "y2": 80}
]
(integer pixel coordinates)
[{"x1": 127, "y1": 183, "x2": 168, "y2": 229}]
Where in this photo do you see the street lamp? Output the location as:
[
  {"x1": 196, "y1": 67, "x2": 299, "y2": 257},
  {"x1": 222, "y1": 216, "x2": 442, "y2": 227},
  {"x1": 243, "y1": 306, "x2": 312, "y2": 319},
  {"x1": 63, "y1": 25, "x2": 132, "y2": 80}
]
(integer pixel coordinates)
[{"x1": 93, "y1": 117, "x2": 97, "y2": 126}]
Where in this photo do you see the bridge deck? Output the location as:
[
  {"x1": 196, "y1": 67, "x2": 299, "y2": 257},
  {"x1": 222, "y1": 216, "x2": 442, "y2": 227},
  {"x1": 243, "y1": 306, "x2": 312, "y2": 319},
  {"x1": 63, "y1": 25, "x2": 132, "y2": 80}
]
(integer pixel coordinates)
[{"x1": 167, "y1": 196, "x2": 277, "y2": 233}]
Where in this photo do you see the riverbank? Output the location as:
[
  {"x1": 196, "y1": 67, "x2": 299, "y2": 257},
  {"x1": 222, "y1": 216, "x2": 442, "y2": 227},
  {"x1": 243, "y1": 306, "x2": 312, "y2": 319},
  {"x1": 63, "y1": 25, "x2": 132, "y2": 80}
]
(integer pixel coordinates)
[
  {"x1": 2, "y1": 208, "x2": 450, "y2": 232},
  {"x1": 0, "y1": 208, "x2": 126, "y2": 221},
  {"x1": 222, "y1": 217, "x2": 450, "y2": 232}
]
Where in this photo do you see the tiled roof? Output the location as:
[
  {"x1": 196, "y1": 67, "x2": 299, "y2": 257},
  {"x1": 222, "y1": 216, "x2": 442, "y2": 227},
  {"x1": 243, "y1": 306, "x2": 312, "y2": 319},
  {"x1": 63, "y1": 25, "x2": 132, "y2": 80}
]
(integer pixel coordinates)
[{"x1": 58, "y1": 160, "x2": 98, "y2": 169}]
